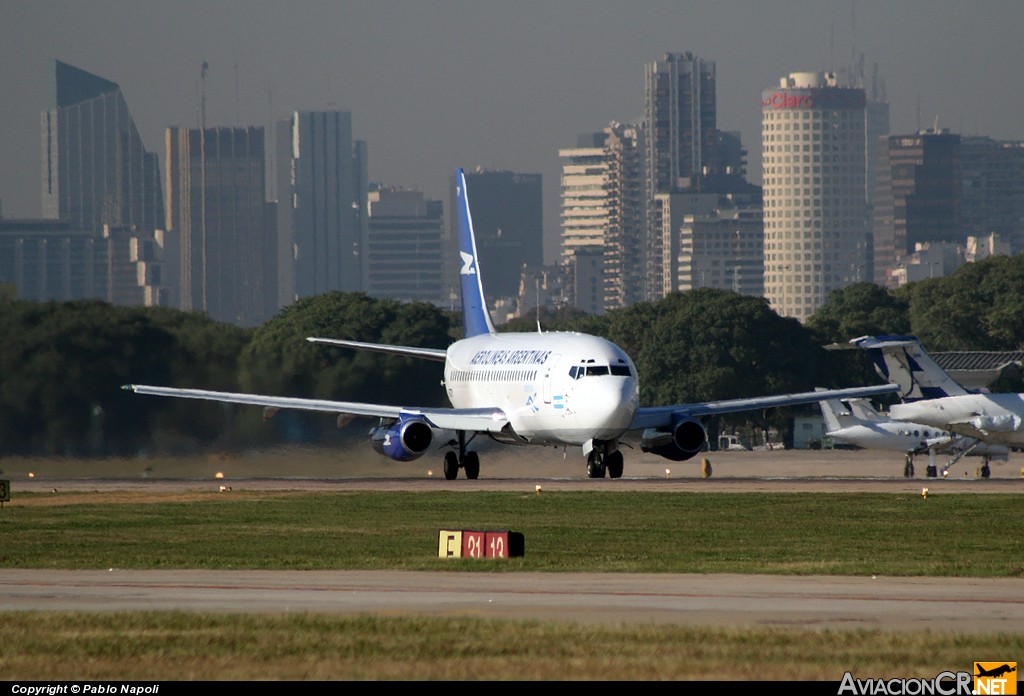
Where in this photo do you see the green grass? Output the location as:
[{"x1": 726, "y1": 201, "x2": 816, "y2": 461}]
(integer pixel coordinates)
[
  {"x1": 3, "y1": 489, "x2": 1023, "y2": 680},
  {"x1": 3, "y1": 490, "x2": 1023, "y2": 575},
  {"x1": 3, "y1": 612, "x2": 1021, "y2": 680}
]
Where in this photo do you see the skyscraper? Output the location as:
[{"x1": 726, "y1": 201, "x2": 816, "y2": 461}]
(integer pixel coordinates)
[
  {"x1": 364, "y1": 186, "x2": 444, "y2": 304},
  {"x1": 642, "y1": 52, "x2": 718, "y2": 300},
  {"x1": 41, "y1": 60, "x2": 163, "y2": 232},
  {"x1": 6, "y1": 60, "x2": 172, "y2": 306},
  {"x1": 275, "y1": 111, "x2": 368, "y2": 308},
  {"x1": 558, "y1": 123, "x2": 643, "y2": 313},
  {"x1": 454, "y1": 169, "x2": 542, "y2": 303},
  {"x1": 559, "y1": 133, "x2": 608, "y2": 262},
  {"x1": 961, "y1": 136, "x2": 1024, "y2": 253},
  {"x1": 166, "y1": 126, "x2": 271, "y2": 326},
  {"x1": 874, "y1": 130, "x2": 961, "y2": 286},
  {"x1": 762, "y1": 71, "x2": 869, "y2": 321}
]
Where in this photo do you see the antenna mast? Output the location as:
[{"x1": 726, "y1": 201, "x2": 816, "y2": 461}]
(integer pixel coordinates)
[{"x1": 200, "y1": 61, "x2": 208, "y2": 311}]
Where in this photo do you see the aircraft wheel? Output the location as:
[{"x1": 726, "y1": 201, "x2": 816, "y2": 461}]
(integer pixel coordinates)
[
  {"x1": 926, "y1": 465, "x2": 937, "y2": 478},
  {"x1": 904, "y1": 460, "x2": 914, "y2": 478},
  {"x1": 463, "y1": 451, "x2": 480, "y2": 480},
  {"x1": 981, "y1": 463, "x2": 991, "y2": 479},
  {"x1": 587, "y1": 452, "x2": 606, "y2": 479},
  {"x1": 607, "y1": 451, "x2": 624, "y2": 479},
  {"x1": 443, "y1": 451, "x2": 459, "y2": 480}
]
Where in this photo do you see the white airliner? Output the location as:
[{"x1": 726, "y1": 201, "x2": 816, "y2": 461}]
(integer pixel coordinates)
[
  {"x1": 842, "y1": 335, "x2": 1022, "y2": 475},
  {"x1": 818, "y1": 394, "x2": 1007, "y2": 478},
  {"x1": 124, "y1": 168, "x2": 896, "y2": 480}
]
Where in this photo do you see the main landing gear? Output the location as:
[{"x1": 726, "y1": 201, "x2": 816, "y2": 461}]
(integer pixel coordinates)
[
  {"x1": 443, "y1": 431, "x2": 480, "y2": 480},
  {"x1": 586, "y1": 443, "x2": 624, "y2": 479},
  {"x1": 908, "y1": 441, "x2": 992, "y2": 479}
]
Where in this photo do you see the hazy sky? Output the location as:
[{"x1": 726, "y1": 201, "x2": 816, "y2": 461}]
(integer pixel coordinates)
[{"x1": 2, "y1": 0, "x2": 1022, "y2": 261}]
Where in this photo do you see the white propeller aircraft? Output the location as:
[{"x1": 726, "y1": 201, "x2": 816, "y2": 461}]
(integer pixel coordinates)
[
  {"x1": 840, "y1": 335, "x2": 1023, "y2": 476},
  {"x1": 818, "y1": 394, "x2": 1007, "y2": 478},
  {"x1": 125, "y1": 168, "x2": 897, "y2": 480}
]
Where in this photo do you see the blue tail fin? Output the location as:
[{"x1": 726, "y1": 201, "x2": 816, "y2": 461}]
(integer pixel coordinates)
[
  {"x1": 455, "y1": 168, "x2": 496, "y2": 338},
  {"x1": 850, "y1": 335, "x2": 971, "y2": 401}
]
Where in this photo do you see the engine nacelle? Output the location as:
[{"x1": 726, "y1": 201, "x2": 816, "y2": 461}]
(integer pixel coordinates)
[
  {"x1": 370, "y1": 416, "x2": 434, "y2": 462},
  {"x1": 640, "y1": 417, "x2": 707, "y2": 462}
]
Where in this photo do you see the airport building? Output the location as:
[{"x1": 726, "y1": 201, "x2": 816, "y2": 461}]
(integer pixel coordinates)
[
  {"x1": 275, "y1": 111, "x2": 368, "y2": 308},
  {"x1": 761, "y1": 71, "x2": 870, "y2": 321},
  {"x1": 166, "y1": 126, "x2": 275, "y2": 326}
]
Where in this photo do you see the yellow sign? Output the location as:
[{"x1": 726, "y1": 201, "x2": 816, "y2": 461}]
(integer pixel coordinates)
[
  {"x1": 438, "y1": 530, "x2": 463, "y2": 558},
  {"x1": 975, "y1": 662, "x2": 1017, "y2": 695}
]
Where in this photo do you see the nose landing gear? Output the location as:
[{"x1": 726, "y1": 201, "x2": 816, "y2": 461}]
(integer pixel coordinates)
[{"x1": 586, "y1": 444, "x2": 624, "y2": 479}]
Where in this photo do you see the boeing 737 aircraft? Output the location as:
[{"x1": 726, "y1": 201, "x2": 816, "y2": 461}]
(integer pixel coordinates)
[
  {"x1": 124, "y1": 168, "x2": 896, "y2": 480},
  {"x1": 818, "y1": 395, "x2": 1008, "y2": 478},
  {"x1": 842, "y1": 335, "x2": 1023, "y2": 475}
]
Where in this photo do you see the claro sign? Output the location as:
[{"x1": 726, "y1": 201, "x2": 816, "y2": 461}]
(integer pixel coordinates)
[
  {"x1": 763, "y1": 92, "x2": 814, "y2": 109},
  {"x1": 761, "y1": 88, "x2": 866, "y2": 110}
]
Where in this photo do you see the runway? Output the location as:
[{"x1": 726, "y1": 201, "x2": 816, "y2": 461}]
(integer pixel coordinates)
[
  {"x1": 3, "y1": 569, "x2": 1023, "y2": 634},
  {"x1": 4, "y1": 447, "x2": 1022, "y2": 633}
]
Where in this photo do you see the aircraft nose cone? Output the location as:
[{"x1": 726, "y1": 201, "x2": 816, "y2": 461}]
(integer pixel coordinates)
[{"x1": 584, "y1": 379, "x2": 637, "y2": 435}]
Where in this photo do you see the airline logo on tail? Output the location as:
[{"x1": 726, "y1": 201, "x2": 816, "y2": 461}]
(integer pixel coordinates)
[
  {"x1": 849, "y1": 335, "x2": 969, "y2": 401},
  {"x1": 455, "y1": 168, "x2": 497, "y2": 338}
]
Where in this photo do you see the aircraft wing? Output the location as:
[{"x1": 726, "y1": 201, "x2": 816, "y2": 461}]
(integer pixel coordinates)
[
  {"x1": 629, "y1": 383, "x2": 900, "y2": 430},
  {"x1": 306, "y1": 337, "x2": 448, "y2": 362},
  {"x1": 123, "y1": 384, "x2": 508, "y2": 433}
]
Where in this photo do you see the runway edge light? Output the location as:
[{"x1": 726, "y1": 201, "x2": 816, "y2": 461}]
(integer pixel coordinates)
[{"x1": 438, "y1": 529, "x2": 524, "y2": 559}]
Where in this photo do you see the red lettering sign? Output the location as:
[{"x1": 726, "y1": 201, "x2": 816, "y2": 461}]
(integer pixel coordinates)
[{"x1": 762, "y1": 92, "x2": 815, "y2": 109}]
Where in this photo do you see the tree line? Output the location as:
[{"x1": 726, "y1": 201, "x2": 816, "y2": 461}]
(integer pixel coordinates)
[{"x1": 3, "y1": 253, "x2": 1024, "y2": 456}]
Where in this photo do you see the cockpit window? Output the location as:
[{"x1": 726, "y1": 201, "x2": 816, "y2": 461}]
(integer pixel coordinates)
[{"x1": 570, "y1": 363, "x2": 632, "y2": 378}]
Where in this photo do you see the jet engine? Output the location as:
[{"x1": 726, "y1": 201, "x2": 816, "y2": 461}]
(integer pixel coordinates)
[
  {"x1": 369, "y1": 416, "x2": 434, "y2": 461},
  {"x1": 640, "y1": 417, "x2": 707, "y2": 461}
]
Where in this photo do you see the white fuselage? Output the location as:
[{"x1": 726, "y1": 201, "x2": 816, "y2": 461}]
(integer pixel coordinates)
[
  {"x1": 825, "y1": 421, "x2": 1007, "y2": 457},
  {"x1": 443, "y1": 331, "x2": 639, "y2": 446},
  {"x1": 890, "y1": 393, "x2": 1024, "y2": 447},
  {"x1": 828, "y1": 422, "x2": 943, "y2": 453}
]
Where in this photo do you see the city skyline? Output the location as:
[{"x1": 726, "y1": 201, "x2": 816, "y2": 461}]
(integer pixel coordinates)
[{"x1": 2, "y1": 1, "x2": 1023, "y2": 263}]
